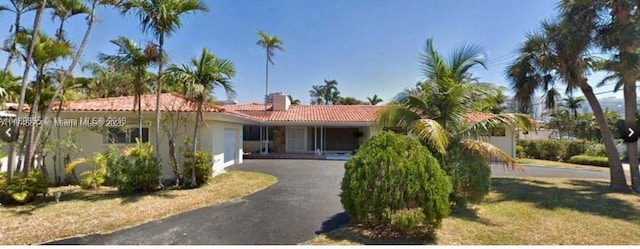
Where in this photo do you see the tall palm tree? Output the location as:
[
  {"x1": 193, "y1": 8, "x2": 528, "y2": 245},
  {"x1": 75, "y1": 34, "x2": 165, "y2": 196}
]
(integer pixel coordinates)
[
  {"x1": 323, "y1": 79, "x2": 339, "y2": 104},
  {"x1": 378, "y1": 39, "x2": 533, "y2": 207},
  {"x1": 366, "y1": 94, "x2": 383, "y2": 105},
  {"x1": 256, "y1": 30, "x2": 284, "y2": 110},
  {"x1": 0, "y1": 71, "x2": 21, "y2": 103},
  {"x1": 15, "y1": 30, "x2": 72, "y2": 173},
  {"x1": 562, "y1": 95, "x2": 585, "y2": 118},
  {"x1": 120, "y1": 0, "x2": 209, "y2": 176},
  {"x1": 287, "y1": 95, "x2": 300, "y2": 105},
  {"x1": 49, "y1": 0, "x2": 89, "y2": 42},
  {"x1": 561, "y1": 0, "x2": 640, "y2": 191},
  {"x1": 99, "y1": 36, "x2": 161, "y2": 139},
  {"x1": 6, "y1": 0, "x2": 47, "y2": 182},
  {"x1": 506, "y1": 18, "x2": 629, "y2": 191},
  {"x1": 309, "y1": 85, "x2": 324, "y2": 105},
  {"x1": 1, "y1": 0, "x2": 38, "y2": 73},
  {"x1": 168, "y1": 48, "x2": 235, "y2": 186}
]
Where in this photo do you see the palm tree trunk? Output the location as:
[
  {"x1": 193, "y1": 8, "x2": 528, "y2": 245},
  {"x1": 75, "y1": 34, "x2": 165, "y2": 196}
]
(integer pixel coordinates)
[
  {"x1": 28, "y1": 0, "x2": 97, "y2": 178},
  {"x1": 264, "y1": 53, "x2": 269, "y2": 153},
  {"x1": 22, "y1": 75, "x2": 43, "y2": 173},
  {"x1": 7, "y1": 0, "x2": 47, "y2": 181},
  {"x1": 622, "y1": 74, "x2": 639, "y2": 191},
  {"x1": 3, "y1": 9, "x2": 21, "y2": 73},
  {"x1": 191, "y1": 100, "x2": 202, "y2": 187},
  {"x1": 168, "y1": 136, "x2": 179, "y2": 186},
  {"x1": 264, "y1": 52, "x2": 269, "y2": 110},
  {"x1": 578, "y1": 78, "x2": 629, "y2": 191},
  {"x1": 156, "y1": 33, "x2": 165, "y2": 188}
]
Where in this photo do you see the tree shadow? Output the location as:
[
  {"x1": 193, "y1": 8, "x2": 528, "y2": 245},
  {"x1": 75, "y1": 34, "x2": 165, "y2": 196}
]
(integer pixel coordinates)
[
  {"x1": 2, "y1": 187, "x2": 178, "y2": 215},
  {"x1": 314, "y1": 213, "x2": 435, "y2": 245},
  {"x1": 449, "y1": 206, "x2": 497, "y2": 226},
  {"x1": 489, "y1": 178, "x2": 640, "y2": 221}
]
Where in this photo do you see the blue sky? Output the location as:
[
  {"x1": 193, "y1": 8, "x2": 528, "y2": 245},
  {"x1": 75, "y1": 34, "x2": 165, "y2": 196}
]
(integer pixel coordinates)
[{"x1": 0, "y1": 0, "x2": 622, "y2": 104}]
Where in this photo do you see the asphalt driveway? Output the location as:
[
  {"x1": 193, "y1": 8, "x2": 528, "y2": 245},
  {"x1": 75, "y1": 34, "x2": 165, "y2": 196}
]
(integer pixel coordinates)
[
  {"x1": 48, "y1": 160, "x2": 347, "y2": 245},
  {"x1": 48, "y1": 159, "x2": 611, "y2": 245}
]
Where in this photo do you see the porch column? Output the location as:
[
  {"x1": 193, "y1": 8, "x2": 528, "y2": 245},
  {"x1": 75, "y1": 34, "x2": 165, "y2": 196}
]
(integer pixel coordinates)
[
  {"x1": 314, "y1": 126, "x2": 318, "y2": 154},
  {"x1": 320, "y1": 126, "x2": 323, "y2": 154},
  {"x1": 259, "y1": 125, "x2": 263, "y2": 154},
  {"x1": 265, "y1": 125, "x2": 270, "y2": 154}
]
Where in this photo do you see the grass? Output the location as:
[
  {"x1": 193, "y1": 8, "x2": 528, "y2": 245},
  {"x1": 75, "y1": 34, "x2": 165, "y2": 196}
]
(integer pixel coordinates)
[
  {"x1": 0, "y1": 170, "x2": 276, "y2": 245},
  {"x1": 517, "y1": 158, "x2": 612, "y2": 172},
  {"x1": 305, "y1": 177, "x2": 640, "y2": 245}
]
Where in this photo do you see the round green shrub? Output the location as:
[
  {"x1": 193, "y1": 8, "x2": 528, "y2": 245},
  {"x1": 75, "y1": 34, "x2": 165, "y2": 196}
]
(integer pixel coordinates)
[
  {"x1": 340, "y1": 132, "x2": 452, "y2": 231},
  {"x1": 106, "y1": 143, "x2": 160, "y2": 194},
  {"x1": 441, "y1": 154, "x2": 491, "y2": 206}
]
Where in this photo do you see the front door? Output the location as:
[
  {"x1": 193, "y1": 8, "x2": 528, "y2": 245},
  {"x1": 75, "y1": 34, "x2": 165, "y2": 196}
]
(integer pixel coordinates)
[
  {"x1": 286, "y1": 127, "x2": 307, "y2": 152},
  {"x1": 224, "y1": 129, "x2": 236, "y2": 166}
]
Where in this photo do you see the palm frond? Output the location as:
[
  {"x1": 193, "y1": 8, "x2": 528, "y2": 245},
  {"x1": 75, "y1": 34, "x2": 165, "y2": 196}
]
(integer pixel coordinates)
[
  {"x1": 460, "y1": 139, "x2": 522, "y2": 170},
  {"x1": 463, "y1": 113, "x2": 535, "y2": 138},
  {"x1": 411, "y1": 118, "x2": 449, "y2": 154}
]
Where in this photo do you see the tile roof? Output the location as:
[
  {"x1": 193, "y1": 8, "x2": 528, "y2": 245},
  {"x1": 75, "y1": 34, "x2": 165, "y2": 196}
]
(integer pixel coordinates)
[
  {"x1": 53, "y1": 93, "x2": 225, "y2": 112},
  {"x1": 224, "y1": 103, "x2": 384, "y2": 123},
  {"x1": 463, "y1": 112, "x2": 495, "y2": 123}
]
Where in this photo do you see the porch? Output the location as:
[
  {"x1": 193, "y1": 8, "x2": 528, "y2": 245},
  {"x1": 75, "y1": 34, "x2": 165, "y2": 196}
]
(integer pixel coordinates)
[{"x1": 241, "y1": 125, "x2": 375, "y2": 159}]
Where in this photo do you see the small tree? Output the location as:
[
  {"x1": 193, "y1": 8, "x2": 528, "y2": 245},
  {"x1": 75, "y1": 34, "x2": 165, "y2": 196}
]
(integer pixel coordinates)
[{"x1": 341, "y1": 132, "x2": 452, "y2": 232}]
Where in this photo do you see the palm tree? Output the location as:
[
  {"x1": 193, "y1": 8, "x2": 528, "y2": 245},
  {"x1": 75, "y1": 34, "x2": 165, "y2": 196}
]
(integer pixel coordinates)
[
  {"x1": 378, "y1": 39, "x2": 532, "y2": 192},
  {"x1": 562, "y1": 95, "x2": 585, "y2": 118},
  {"x1": 0, "y1": 71, "x2": 21, "y2": 103},
  {"x1": 323, "y1": 79, "x2": 339, "y2": 104},
  {"x1": 99, "y1": 36, "x2": 161, "y2": 139},
  {"x1": 120, "y1": 0, "x2": 209, "y2": 176},
  {"x1": 366, "y1": 94, "x2": 383, "y2": 105},
  {"x1": 256, "y1": 30, "x2": 284, "y2": 110},
  {"x1": 6, "y1": 0, "x2": 47, "y2": 182},
  {"x1": 168, "y1": 48, "x2": 235, "y2": 186},
  {"x1": 15, "y1": 30, "x2": 72, "y2": 173},
  {"x1": 49, "y1": 0, "x2": 90, "y2": 42},
  {"x1": 506, "y1": 18, "x2": 629, "y2": 191},
  {"x1": 1, "y1": 0, "x2": 38, "y2": 73},
  {"x1": 309, "y1": 85, "x2": 325, "y2": 105},
  {"x1": 287, "y1": 95, "x2": 300, "y2": 105},
  {"x1": 561, "y1": 0, "x2": 640, "y2": 191}
]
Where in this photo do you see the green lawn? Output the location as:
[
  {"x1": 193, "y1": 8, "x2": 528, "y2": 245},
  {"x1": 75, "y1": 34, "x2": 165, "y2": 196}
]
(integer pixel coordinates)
[
  {"x1": 517, "y1": 158, "x2": 612, "y2": 172},
  {"x1": 0, "y1": 170, "x2": 277, "y2": 245},
  {"x1": 304, "y1": 177, "x2": 640, "y2": 245}
]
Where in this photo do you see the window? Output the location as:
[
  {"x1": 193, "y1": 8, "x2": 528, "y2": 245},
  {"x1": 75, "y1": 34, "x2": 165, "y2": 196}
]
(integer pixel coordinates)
[
  {"x1": 243, "y1": 126, "x2": 273, "y2": 141},
  {"x1": 104, "y1": 127, "x2": 149, "y2": 144}
]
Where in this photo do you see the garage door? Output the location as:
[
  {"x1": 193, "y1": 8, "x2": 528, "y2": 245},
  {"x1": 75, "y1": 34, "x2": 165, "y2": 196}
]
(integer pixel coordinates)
[{"x1": 224, "y1": 129, "x2": 236, "y2": 166}]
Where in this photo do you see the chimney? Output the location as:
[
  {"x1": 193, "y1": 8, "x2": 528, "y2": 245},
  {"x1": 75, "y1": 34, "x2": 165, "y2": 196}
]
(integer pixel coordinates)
[{"x1": 272, "y1": 93, "x2": 290, "y2": 111}]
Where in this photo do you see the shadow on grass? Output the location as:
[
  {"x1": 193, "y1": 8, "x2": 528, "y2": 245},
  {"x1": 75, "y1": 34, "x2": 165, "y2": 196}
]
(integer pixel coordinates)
[
  {"x1": 489, "y1": 178, "x2": 640, "y2": 221},
  {"x1": 315, "y1": 213, "x2": 436, "y2": 245},
  {"x1": 2, "y1": 187, "x2": 178, "y2": 216}
]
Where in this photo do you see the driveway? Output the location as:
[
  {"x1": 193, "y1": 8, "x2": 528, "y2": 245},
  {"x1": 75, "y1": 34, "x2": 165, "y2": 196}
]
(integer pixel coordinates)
[
  {"x1": 48, "y1": 160, "x2": 346, "y2": 245},
  {"x1": 48, "y1": 159, "x2": 610, "y2": 245}
]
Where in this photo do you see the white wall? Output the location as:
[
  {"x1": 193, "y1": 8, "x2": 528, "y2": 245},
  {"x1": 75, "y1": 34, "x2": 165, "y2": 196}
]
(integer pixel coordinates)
[
  {"x1": 478, "y1": 128, "x2": 516, "y2": 158},
  {"x1": 40, "y1": 111, "x2": 243, "y2": 182}
]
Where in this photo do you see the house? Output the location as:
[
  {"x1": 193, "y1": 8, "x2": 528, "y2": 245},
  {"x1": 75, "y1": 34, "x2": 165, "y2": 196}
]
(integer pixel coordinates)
[
  {"x1": 14, "y1": 92, "x2": 516, "y2": 181},
  {"x1": 225, "y1": 93, "x2": 517, "y2": 160}
]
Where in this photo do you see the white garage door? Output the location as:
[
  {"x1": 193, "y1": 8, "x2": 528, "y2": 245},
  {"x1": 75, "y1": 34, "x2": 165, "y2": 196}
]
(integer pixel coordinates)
[{"x1": 224, "y1": 129, "x2": 236, "y2": 166}]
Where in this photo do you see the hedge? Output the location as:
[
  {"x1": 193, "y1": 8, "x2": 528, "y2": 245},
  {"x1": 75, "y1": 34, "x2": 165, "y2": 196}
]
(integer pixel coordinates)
[
  {"x1": 517, "y1": 139, "x2": 600, "y2": 161},
  {"x1": 567, "y1": 155, "x2": 610, "y2": 167}
]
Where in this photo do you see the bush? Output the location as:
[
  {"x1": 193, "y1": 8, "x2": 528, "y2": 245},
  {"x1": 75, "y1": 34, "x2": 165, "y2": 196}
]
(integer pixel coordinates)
[
  {"x1": 341, "y1": 132, "x2": 452, "y2": 231},
  {"x1": 442, "y1": 153, "x2": 491, "y2": 206},
  {"x1": 182, "y1": 149, "x2": 213, "y2": 187},
  {"x1": 564, "y1": 140, "x2": 590, "y2": 161},
  {"x1": 2, "y1": 171, "x2": 50, "y2": 204},
  {"x1": 518, "y1": 139, "x2": 593, "y2": 161},
  {"x1": 585, "y1": 143, "x2": 607, "y2": 157},
  {"x1": 106, "y1": 141, "x2": 161, "y2": 194},
  {"x1": 516, "y1": 145, "x2": 526, "y2": 158},
  {"x1": 568, "y1": 155, "x2": 610, "y2": 167}
]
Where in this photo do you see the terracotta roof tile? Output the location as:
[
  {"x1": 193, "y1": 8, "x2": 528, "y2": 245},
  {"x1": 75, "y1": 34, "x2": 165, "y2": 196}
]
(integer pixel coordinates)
[
  {"x1": 225, "y1": 104, "x2": 384, "y2": 123},
  {"x1": 53, "y1": 93, "x2": 224, "y2": 112}
]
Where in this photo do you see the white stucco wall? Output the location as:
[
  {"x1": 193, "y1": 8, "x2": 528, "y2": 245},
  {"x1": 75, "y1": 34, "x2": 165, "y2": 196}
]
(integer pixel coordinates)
[{"x1": 41, "y1": 111, "x2": 244, "y2": 182}]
